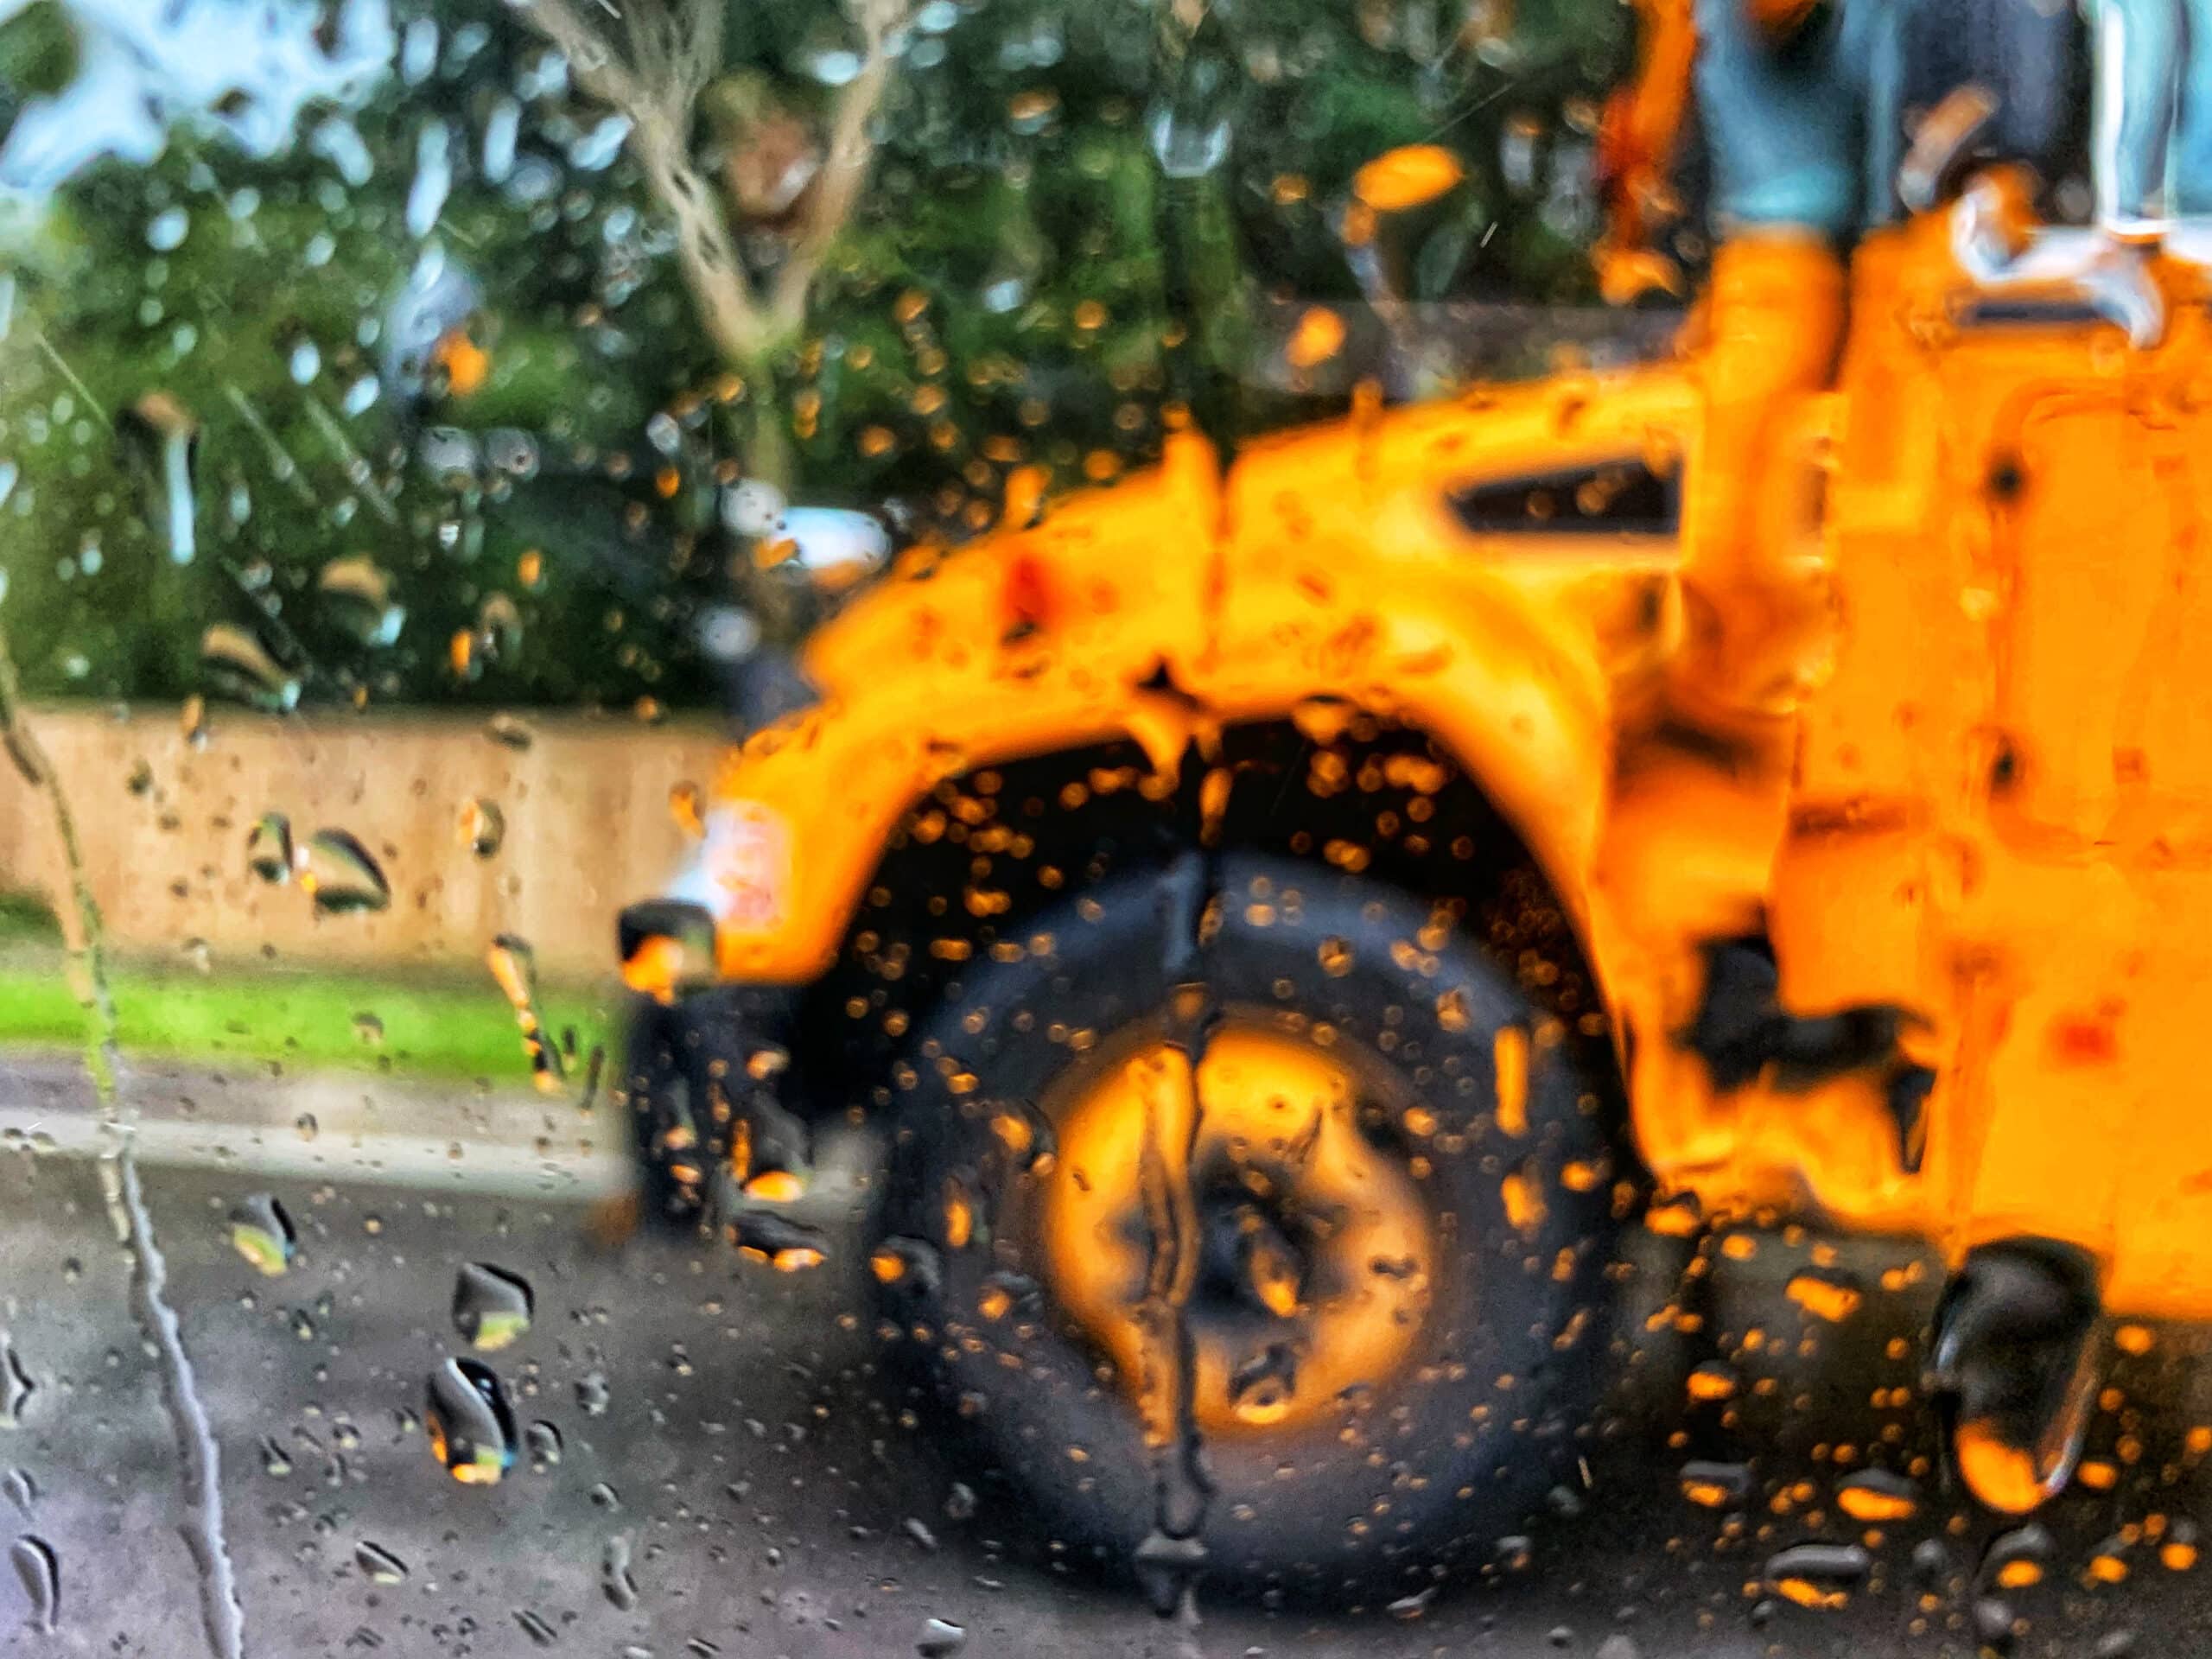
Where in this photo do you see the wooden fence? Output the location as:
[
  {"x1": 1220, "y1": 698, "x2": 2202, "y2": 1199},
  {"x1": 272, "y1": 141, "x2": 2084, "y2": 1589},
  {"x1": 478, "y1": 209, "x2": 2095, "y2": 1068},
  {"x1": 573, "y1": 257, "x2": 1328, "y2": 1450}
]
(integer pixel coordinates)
[{"x1": 0, "y1": 705, "x2": 728, "y2": 979}]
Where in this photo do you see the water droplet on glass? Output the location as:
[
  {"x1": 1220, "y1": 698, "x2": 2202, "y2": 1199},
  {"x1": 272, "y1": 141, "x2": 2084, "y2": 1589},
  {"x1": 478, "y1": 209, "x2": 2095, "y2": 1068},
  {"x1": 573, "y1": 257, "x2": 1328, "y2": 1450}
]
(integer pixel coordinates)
[
  {"x1": 458, "y1": 798, "x2": 505, "y2": 858},
  {"x1": 180, "y1": 695, "x2": 209, "y2": 749},
  {"x1": 353, "y1": 1540, "x2": 408, "y2": 1585},
  {"x1": 400, "y1": 15, "x2": 439, "y2": 83},
  {"x1": 1, "y1": 1470, "x2": 32, "y2": 1516},
  {"x1": 299, "y1": 829, "x2": 391, "y2": 915},
  {"x1": 476, "y1": 592, "x2": 523, "y2": 661},
  {"x1": 601, "y1": 1534, "x2": 639, "y2": 1610},
  {"x1": 1132, "y1": 1529, "x2": 1206, "y2": 1618},
  {"x1": 245, "y1": 812, "x2": 294, "y2": 886},
  {"x1": 568, "y1": 113, "x2": 631, "y2": 171},
  {"x1": 514, "y1": 1608, "x2": 557, "y2": 1647},
  {"x1": 918, "y1": 1616, "x2": 967, "y2": 1656},
  {"x1": 294, "y1": 1113, "x2": 318, "y2": 1142},
  {"x1": 146, "y1": 207, "x2": 188, "y2": 251},
  {"x1": 482, "y1": 98, "x2": 520, "y2": 183},
  {"x1": 524, "y1": 1420, "x2": 562, "y2": 1471},
  {"x1": 452, "y1": 1263, "x2": 534, "y2": 1351},
  {"x1": 258, "y1": 1435, "x2": 292, "y2": 1477},
  {"x1": 0, "y1": 1335, "x2": 32, "y2": 1429},
  {"x1": 200, "y1": 622, "x2": 298, "y2": 711},
  {"x1": 485, "y1": 712, "x2": 534, "y2": 751},
  {"x1": 286, "y1": 337, "x2": 321, "y2": 385},
  {"x1": 353, "y1": 1011, "x2": 384, "y2": 1046},
  {"x1": 1765, "y1": 1542, "x2": 1871, "y2": 1610},
  {"x1": 406, "y1": 120, "x2": 453, "y2": 238},
  {"x1": 575, "y1": 1370, "x2": 610, "y2": 1417},
  {"x1": 1982, "y1": 1522, "x2": 2054, "y2": 1591},
  {"x1": 1147, "y1": 60, "x2": 1232, "y2": 180},
  {"x1": 588, "y1": 1481, "x2": 620, "y2": 1511},
  {"x1": 1834, "y1": 1468, "x2": 1919, "y2": 1523},
  {"x1": 1678, "y1": 1459, "x2": 1751, "y2": 1509},
  {"x1": 10, "y1": 1535, "x2": 57, "y2": 1633},
  {"x1": 483, "y1": 428, "x2": 537, "y2": 478},
  {"x1": 318, "y1": 556, "x2": 405, "y2": 646},
  {"x1": 488, "y1": 935, "x2": 566, "y2": 1092},
  {"x1": 229, "y1": 1193, "x2": 296, "y2": 1276},
  {"x1": 426, "y1": 1358, "x2": 517, "y2": 1485},
  {"x1": 115, "y1": 392, "x2": 200, "y2": 563}
]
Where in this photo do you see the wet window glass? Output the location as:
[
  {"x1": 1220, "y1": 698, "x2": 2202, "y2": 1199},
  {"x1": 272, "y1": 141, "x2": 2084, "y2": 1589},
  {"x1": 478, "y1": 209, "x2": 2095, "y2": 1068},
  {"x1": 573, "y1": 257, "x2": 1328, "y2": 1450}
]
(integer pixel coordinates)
[{"x1": 3, "y1": 1, "x2": 2209, "y2": 1656}]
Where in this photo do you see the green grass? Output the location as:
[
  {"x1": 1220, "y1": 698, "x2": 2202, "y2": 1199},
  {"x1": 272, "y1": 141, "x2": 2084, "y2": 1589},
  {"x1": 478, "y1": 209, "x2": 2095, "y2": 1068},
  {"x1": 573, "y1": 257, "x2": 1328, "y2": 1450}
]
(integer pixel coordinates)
[{"x1": 0, "y1": 956, "x2": 617, "y2": 1083}]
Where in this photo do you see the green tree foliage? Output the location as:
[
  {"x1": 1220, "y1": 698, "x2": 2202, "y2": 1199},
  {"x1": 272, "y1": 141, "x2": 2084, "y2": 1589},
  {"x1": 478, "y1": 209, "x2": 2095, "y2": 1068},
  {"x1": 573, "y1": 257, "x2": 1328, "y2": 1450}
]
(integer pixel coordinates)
[{"x1": 0, "y1": 0, "x2": 1630, "y2": 712}]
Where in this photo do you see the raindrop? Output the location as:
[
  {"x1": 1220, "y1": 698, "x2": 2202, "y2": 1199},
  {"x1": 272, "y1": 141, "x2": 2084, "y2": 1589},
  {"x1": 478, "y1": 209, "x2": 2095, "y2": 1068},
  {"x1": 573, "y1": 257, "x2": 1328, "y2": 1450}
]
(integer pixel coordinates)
[
  {"x1": 514, "y1": 1608, "x2": 557, "y2": 1647},
  {"x1": 245, "y1": 812, "x2": 294, "y2": 885},
  {"x1": 459, "y1": 798, "x2": 505, "y2": 858},
  {"x1": 485, "y1": 712, "x2": 535, "y2": 751},
  {"x1": 257, "y1": 1435, "x2": 292, "y2": 1477},
  {"x1": 1, "y1": 1470, "x2": 32, "y2": 1516},
  {"x1": 426, "y1": 1358, "x2": 518, "y2": 1484},
  {"x1": 341, "y1": 373, "x2": 380, "y2": 416},
  {"x1": 200, "y1": 622, "x2": 299, "y2": 711},
  {"x1": 299, "y1": 829, "x2": 391, "y2": 915},
  {"x1": 400, "y1": 16, "x2": 439, "y2": 83},
  {"x1": 944, "y1": 1482, "x2": 976, "y2": 1522},
  {"x1": 287, "y1": 337, "x2": 321, "y2": 385},
  {"x1": 1834, "y1": 1468, "x2": 1919, "y2": 1523},
  {"x1": 569, "y1": 113, "x2": 631, "y2": 171},
  {"x1": 1147, "y1": 60, "x2": 1232, "y2": 179},
  {"x1": 10, "y1": 1535, "x2": 56, "y2": 1634},
  {"x1": 1677, "y1": 1459, "x2": 1751, "y2": 1509},
  {"x1": 588, "y1": 1481, "x2": 620, "y2": 1511},
  {"x1": 524, "y1": 1420, "x2": 562, "y2": 1471},
  {"x1": 353, "y1": 1540, "x2": 408, "y2": 1585},
  {"x1": 918, "y1": 1617, "x2": 967, "y2": 1656},
  {"x1": 229, "y1": 1193, "x2": 296, "y2": 1276},
  {"x1": 1387, "y1": 1586, "x2": 1436, "y2": 1620},
  {"x1": 452, "y1": 1264, "x2": 534, "y2": 1351},
  {"x1": 0, "y1": 1334, "x2": 35, "y2": 1427},
  {"x1": 318, "y1": 556, "x2": 405, "y2": 647},
  {"x1": 115, "y1": 393, "x2": 200, "y2": 563},
  {"x1": 311, "y1": 118, "x2": 374, "y2": 186},
  {"x1": 1982, "y1": 1522, "x2": 2054, "y2": 1591},
  {"x1": 1765, "y1": 1542, "x2": 1871, "y2": 1610},
  {"x1": 488, "y1": 935, "x2": 565, "y2": 1092},
  {"x1": 1132, "y1": 1529, "x2": 1206, "y2": 1618},
  {"x1": 476, "y1": 592, "x2": 523, "y2": 661},
  {"x1": 146, "y1": 207, "x2": 188, "y2": 251},
  {"x1": 575, "y1": 1370, "x2": 610, "y2": 1417},
  {"x1": 353, "y1": 1012, "x2": 385, "y2": 1046},
  {"x1": 295, "y1": 1113, "x2": 318, "y2": 1142},
  {"x1": 798, "y1": 35, "x2": 863, "y2": 86},
  {"x1": 483, "y1": 99, "x2": 520, "y2": 183},
  {"x1": 601, "y1": 1535, "x2": 639, "y2": 1610},
  {"x1": 483, "y1": 428, "x2": 537, "y2": 478},
  {"x1": 406, "y1": 121, "x2": 453, "y2": 238}
]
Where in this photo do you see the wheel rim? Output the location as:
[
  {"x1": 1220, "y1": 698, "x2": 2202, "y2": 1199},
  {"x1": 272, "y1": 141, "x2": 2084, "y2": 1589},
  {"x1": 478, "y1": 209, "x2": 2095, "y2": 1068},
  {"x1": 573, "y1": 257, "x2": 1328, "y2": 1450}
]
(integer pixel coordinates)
[{"x1": 1034, "y1": 1018, "x2": 1438, "y2": 1439}]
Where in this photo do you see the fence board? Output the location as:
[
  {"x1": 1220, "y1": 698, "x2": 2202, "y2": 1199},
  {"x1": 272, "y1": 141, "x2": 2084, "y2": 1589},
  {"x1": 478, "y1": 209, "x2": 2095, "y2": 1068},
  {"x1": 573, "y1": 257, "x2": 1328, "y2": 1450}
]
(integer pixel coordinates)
[{"x1": 0, "y1": 705, "x2": 728, "y2": 980}]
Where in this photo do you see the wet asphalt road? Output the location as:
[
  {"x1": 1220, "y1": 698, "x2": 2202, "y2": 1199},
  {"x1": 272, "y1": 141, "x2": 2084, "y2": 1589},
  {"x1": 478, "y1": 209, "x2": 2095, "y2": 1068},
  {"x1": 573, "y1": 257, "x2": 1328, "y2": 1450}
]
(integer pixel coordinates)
[{"x1": 3, "y1": 1065, "x2": 2211, "y2": 1658}]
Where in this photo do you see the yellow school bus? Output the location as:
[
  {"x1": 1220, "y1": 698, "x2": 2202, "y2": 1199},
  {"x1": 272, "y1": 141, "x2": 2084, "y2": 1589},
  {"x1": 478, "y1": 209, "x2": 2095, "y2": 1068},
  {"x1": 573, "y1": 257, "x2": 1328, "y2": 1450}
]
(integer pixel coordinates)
[{"x1": 620, "y1": 162, "x2": 2212, "y2": 1593}]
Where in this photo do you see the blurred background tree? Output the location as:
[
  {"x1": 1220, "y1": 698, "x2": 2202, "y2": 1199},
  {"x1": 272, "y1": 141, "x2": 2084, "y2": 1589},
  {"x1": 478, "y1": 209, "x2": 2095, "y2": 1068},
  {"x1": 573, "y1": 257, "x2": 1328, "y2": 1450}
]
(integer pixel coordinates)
[{"x1": 0, "y1": 0, "x2": 1639, "y2": 715}]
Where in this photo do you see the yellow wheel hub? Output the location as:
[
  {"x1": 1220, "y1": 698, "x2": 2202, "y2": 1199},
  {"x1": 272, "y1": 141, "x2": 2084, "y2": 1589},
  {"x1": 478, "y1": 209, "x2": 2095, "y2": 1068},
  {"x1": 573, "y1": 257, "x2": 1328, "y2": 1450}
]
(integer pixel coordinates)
[{"x1": 1037, "y1": 1020, "x2": 1435, "y2": 1438}]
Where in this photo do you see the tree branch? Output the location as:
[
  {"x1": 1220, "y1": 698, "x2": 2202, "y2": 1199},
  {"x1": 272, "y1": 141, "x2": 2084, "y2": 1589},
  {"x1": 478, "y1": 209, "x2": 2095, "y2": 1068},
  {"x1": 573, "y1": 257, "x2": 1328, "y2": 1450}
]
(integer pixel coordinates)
[
  {"x1": 768, "y1": 0, "x2": 909, "y2": 334},
  {"x1": 512, "y1": 0, "x2": 772, "y2": 365}
]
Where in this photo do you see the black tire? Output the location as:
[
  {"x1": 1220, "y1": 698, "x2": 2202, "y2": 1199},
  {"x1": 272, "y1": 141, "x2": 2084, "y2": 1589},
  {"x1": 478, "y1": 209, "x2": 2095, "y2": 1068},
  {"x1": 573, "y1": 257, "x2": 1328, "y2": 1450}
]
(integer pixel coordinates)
[{"x1": 871, "y1": 852, "x2": 1626, "y2": 1597}]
